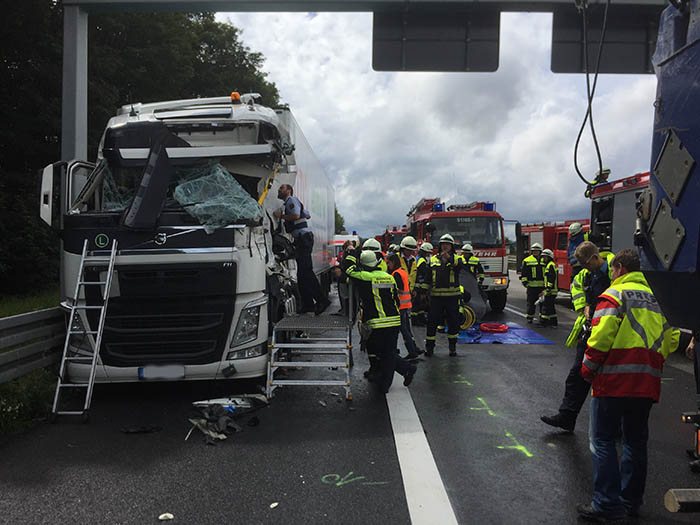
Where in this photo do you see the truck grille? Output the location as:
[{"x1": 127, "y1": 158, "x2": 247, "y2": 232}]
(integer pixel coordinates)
[{"x1": 481, "y1": 257, "x2": 503, "y2": 274}]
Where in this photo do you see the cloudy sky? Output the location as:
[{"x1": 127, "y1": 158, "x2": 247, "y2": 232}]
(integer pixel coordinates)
[{"x1": 218, "y1": 11, "x2": 656, "y2": 237}]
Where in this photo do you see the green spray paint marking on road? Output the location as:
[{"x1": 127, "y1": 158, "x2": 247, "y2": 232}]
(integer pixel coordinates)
[
  {"x1": 453, "y1": 374, "x2": 472, "y2": 385},
  {"x1": 321, "y1": 472, "x2": 388, "y2": 487},
  {"x1": 497, "y1": 431, "x2": 533, "y2": 458},
  {"x1": 469, "y1": 397, "x2": 495, "y2": 416}
]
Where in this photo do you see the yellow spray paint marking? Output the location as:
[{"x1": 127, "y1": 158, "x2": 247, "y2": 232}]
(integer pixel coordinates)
[
  {"x1": 453, "y1": 374, "x2": 472, "y2": 385},
  {"x1": 497, "y1": 431, "x2": 533, "y2": 458},
  {"x1": 469, "y1": 397, "x2": 495, "y2": 416}
]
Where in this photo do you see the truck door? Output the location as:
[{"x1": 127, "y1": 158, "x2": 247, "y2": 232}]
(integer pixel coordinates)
[
  {"x1": 555, "y1": 231, "x2": 569, "y2": 290},
  {"x1": 40, "y1": 160, "x2": 96, "y2": 229}
]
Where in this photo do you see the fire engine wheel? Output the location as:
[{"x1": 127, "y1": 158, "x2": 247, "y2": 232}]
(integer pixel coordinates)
[{"x1": 488, "y1": 290, "x2": 507, "y2": 312}]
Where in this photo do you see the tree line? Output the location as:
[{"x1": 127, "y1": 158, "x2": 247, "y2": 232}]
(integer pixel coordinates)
[{"x1": 0, "y1": 1, "x2": 279, "y2": 295}]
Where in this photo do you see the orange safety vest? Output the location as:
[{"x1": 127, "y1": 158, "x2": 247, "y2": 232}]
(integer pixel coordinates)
[{"x1": 392, "y1": 268, "x2": 412, "y2": 310}]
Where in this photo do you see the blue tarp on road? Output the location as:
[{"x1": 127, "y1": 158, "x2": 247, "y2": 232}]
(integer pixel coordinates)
[{"x1": 457, "y1": 322, "x2": 554, "y2": 345}]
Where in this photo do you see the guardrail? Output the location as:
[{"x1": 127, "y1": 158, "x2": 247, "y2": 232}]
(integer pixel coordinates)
[{"x1": 0, "y1": 308, "x2": 65, "y2": 384}]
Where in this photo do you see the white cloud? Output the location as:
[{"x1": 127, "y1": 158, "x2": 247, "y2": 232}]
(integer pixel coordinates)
[{"x1": 218, "y1": 11, "x2": 657, "y2": 236}]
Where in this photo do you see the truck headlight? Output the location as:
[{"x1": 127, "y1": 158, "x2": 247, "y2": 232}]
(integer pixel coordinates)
[
  {"x1": 230, "y1": 296, "x2": 267, "y2": 348},
  {"x1": 227, "y1": 342, "x2": 267, "y2": 360}
]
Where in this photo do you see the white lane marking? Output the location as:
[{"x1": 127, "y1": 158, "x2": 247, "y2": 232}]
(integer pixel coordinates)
[
  {"x1": 504, "y1": 305, "x2": 527, "y2": 318},
  {"x1": 386, "y1": 376, "x2": 458, "y2": 525}
]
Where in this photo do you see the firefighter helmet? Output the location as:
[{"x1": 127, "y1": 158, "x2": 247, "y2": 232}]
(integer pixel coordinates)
[
  {"x1": 419, "y1": 242, "x2": 433, "y2": 254},
  {"x1": 439, "y1": 234, "x2": 456, "y2": 245},
  {"x1": 362, "y1": 238, "x2": 381, "y2": 251},
  {"x1": 568, "y1": 222, "x2": 583, "y2": 237},
  {"x1": 462, "y1": 243, "x2": 473, "y2": 253},
  {"x1": 530, "y1": 242, "x2": 543, "y2": 251},
  {"x1": 360, "y1": 250, "x2": 380, "y2": 267},
  {"x1": 542, "y1": 249, "x2": 554, "y2": 258},
  {"x1": 400, "y1": 236, "x2": 418, "y2": 250}
]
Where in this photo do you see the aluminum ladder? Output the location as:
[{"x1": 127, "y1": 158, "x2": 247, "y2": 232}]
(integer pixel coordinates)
[
  {"x1": 52, "y1": 239, "x2": 117, "y2": 420},
  {"x1": 266, "y1": 314, "x2": 354, "y2": 400}
]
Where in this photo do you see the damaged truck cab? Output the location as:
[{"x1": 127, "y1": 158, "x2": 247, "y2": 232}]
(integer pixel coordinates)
[{"x1": 39, "y1": 93, "x2": 334, "y2": 383}]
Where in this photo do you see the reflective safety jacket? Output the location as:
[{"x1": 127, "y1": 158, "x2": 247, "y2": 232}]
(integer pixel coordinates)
[
  {"x1": 429, "y1": 253, "x2": 465, "y2": 297},
  {"x1": 346, "y1": 264, "x2": 401, "y2": 329},
  {"x1": 462, "y1": 255, "x2": 485, "y2": 285},
  {"x1": 400, "y1": 256, "x2": 418, "y2": 291},
  {"x1": 544, "y1": 260, "x2": 558, "y2": 296},
  {"x1": 570, "y1": 269, "x2": 590, "y2": 313},
  {"x1": 392, "y1": 268, "x2": 412, "y2": 310},
  {"x1": 581, "y1": 271, "x2": 679, "y2": 402},
  {"x1": 520, "y1": 255, "x2": 544, "y2": 288},
  {"x1": 414, "y1": 256, "x2": 431, "y2": 293}
]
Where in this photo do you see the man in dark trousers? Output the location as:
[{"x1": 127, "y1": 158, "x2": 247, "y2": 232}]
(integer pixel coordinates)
[
  {"x1": 276, "y1": 183, "x2": 330, "y2": 315},
  {"x1": 520, "y1": 242, "x2": 544, "y2": 323},
  {"x1": 540, "y1": 241, "x2": 614, "y2": 432},
  {"x1": 346, "y1": 250, "x2": 417, "y2": 393},
  {"x1": 577, "y1": 249, "x2": 679, "y2": 521}
]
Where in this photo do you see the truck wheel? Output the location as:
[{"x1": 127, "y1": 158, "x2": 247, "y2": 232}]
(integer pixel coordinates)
[{"x1": 488, "y1": 290, "x2": 507, "y2": 312}]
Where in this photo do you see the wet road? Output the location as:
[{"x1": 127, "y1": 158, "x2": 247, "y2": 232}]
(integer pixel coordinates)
[{"x1": 1, "y1": 271, "x2": 698, "y2": 524}]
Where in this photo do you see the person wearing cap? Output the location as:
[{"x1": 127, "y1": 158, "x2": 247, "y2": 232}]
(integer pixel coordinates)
[
  {"x1": 461, "y1": 243, "x2": 485, "y2": 286},
  {"x1": 412, "y1": 242, "x2": 433, "y2": 326},
  {"x1": 567, "y1": 222, "x2": 589, "y2": 282},
  {"x1": 540, "y1": 249, "x2": 558, "y2": 327},
  {"x1": 540, "y1": 240, "x2": 615, "y2": 432},
  {"x1": 520, "y1": 243, "x2": 545, "y2": 324},
  {"x1": 275, "y1": 183, "x2": 329, "y2": 315},
  {"x1": 388, "y1": 244, "x2": 398, "y2": 255},
  {"x1": 425, "y1": 234, "x2": 467, "y2": 357},
  {"x1": 346, "y1": 250, "x2": 417, "y2": 393}
]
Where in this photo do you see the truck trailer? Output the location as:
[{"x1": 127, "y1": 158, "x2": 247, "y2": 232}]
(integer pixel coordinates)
[{"x1": 39, "y1": 93, "x2": 334, "y2": 384}]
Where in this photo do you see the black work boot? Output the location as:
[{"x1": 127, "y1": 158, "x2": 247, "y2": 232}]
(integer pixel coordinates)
[
  {"x1": 425, "y1": 340, "x2": 435, "y2": 357},
  {"x1": 448, "y1": 339, "x2": 457, "y2": 357},
  {"x1": 540, "y1": 413, "x2": 575, "y2": 433}
]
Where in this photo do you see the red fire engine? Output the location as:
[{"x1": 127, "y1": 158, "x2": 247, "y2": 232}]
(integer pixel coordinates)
[
  {"x1": 375, "y1": 225, "x2": 407, "y2": 251},
  {"x1": 405, "y1": 198, "x2": 509, "y2": 311}
]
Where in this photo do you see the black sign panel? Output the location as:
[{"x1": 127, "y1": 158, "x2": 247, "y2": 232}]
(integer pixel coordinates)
[
  {"x1": 551, "y1": 4, "x2": 663, "y2": 74},
  {"x1": 372, "y1": 9, "x2": 500, "y2": 72}
]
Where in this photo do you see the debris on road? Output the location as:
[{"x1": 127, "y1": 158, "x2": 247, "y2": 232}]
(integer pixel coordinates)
[
  {"x1": 158, "y1": 513, "x2": 174, "y2": 521},
  {"x1": 270, "y1": 502, "x2": 279, "y2": 509},
  {"x1": 120, "y1": 425, "x2": 162, "y2": 434},
  {"x1": 319, "y1": 400, "x2": 327, "y2": 407},
  {"x1": 187, "y1": 395, "x2": 268, "y2": 444}
]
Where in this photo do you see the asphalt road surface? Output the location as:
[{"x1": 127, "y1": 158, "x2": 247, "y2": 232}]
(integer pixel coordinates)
[{"x1": 1, "y1": 271, "x2": 699, "y2": 524}]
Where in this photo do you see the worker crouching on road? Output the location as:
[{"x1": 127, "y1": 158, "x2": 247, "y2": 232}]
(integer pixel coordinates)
[
  {"x1": 540, "y1": 249, "x2": 558, "y2": 327},
  {"x1": 576, "y1": 249, "x2": 679, "y2": 521},
  {"x1": 520, "y1": 243, "x2": 545, "y2": 324},
  {"x1": 425, "y1": 234, "x2": 466, "y2": 357},
  {"x1": 346, "y1": 250, "x2": 417, "y2": 393},
  {"x1": 387, "y1": 254, "x2": 422, "y2": 360}
]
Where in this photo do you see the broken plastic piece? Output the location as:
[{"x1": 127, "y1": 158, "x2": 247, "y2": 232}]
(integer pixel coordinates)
[
  {"x1": 270, "y1": 502, "x2": 279, "y2": 509},
  {"x1": 173, "y1": 161, "x2": 263, "y2": 232},
  {"x1": 158, "y1": 513, "x2": 174, "y2": 521}
]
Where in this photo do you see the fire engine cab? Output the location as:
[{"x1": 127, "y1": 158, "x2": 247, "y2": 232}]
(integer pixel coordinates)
[
  {"x1": 406, "y1": 198, "x2": 509, "y2": 311},
  {"x1": 376, "y1": 225, "x2": 407, "y2": 252}
]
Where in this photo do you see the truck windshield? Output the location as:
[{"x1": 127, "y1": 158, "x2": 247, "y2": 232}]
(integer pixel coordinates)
[{"x1": 430, "y1": 217, "x2": 503, "y2": 248}]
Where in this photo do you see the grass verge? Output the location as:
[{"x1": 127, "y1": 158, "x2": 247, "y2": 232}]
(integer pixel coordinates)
[
  {"x1": 0, "y1": 287, "x2": 60, "y2": 319},
  {"x1": 0, "y1": 367, "x2": 56, "y2": 436}
]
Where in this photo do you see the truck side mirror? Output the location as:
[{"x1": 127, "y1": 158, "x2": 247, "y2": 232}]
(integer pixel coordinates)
[{"x1": 39, "y1": 162, "x2": 65, "y2": 232}]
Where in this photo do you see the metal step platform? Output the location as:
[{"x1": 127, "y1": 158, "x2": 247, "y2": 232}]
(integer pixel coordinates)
[{"x1": 266, "y1": 313, "x2": 353, "y2": 400}]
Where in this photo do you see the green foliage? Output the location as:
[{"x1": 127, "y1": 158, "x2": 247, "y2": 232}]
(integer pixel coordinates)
[
  {"x1": 0, "y1": 368, "x2": 56, "y2": 436},
  {"x1": 335, "y1": 207, "x2": 346, "y2": 234},
  {"x1": 0, "y1": 3, "x2": 280, "y2": 295},
  {"x1": 0, "y1": 287, "x2": 59, "y2": 319}
]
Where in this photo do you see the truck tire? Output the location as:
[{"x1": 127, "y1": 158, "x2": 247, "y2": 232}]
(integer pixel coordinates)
[{"x1": 488, "y1": 289, "x2": 507, "y2": 312}]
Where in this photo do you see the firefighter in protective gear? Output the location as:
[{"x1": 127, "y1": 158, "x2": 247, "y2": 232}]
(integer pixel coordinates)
[
  {"x1": 425, "y1": 234, "x2": 466, "y2": 357},
  {"x1": 577, "y1": 249, "x2": 679, "y2": 521},
  {"x1": 412, "y1": 242, "x2": 433, "y2": 325},
  {"x1": 346, "y1": 250, "x2": 417, "y2": 392},
  {"x1": 362, "y1": 238, "x2": 387, "y2": 272},
  {"x1": 568, "y1": 222, "x2": 589, "y2": 281},
  {"x1": 540, "y1": 249, "x2": 558, "y2": 327},
  {"x1": 399, "y1": 236, "x2": 418, "y2": 291},
  {"x1": 540, "y1": 241, "x2": 615, "y2": 432},
  {"x1": 566, "y1": 268, "x2": 590, "y2": 347},
  {"x1": 520, "y1": 243, "x2": 544, "y2": 323},
  {"x1": 461, "y1": 243, "x2": 485, "y2": 286},
  {"x1": 387, "y1": 254, "x2": 421, "y2": 359}
]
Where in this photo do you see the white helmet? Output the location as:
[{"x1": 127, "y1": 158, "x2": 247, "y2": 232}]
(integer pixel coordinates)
[
  {"x1": 400, "y1": 236, "x2": 418, "y2": 250},
  {"x1": 419, "y1": 242, "x2": 433, "y2": 253},
  {"x1": 360, "y1": 250, "x2": 380, "y2": 267},
  {"x1": 541, "y1": 248, "x2": 554, "y2": 258},
  {"x1": 439, "y1": 233, "x2": 455, "y2": 245},
  {"x1": 362, "y1": 238, "x2": 381, "y2": 251},
  {"x1": 568, "y1": 222, "x2": 583, "y2": 237},
  {"x1": 530, "y1": 242, "x2": 542, "y2": 251},
  {"x1": 462, "y1": 243, "x2": 473, "y2": 253}
]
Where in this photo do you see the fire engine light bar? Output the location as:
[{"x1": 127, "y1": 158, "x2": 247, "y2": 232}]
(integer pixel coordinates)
[{"x1": 483, "y1": 202, "x2": 495, "y2": 211}]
